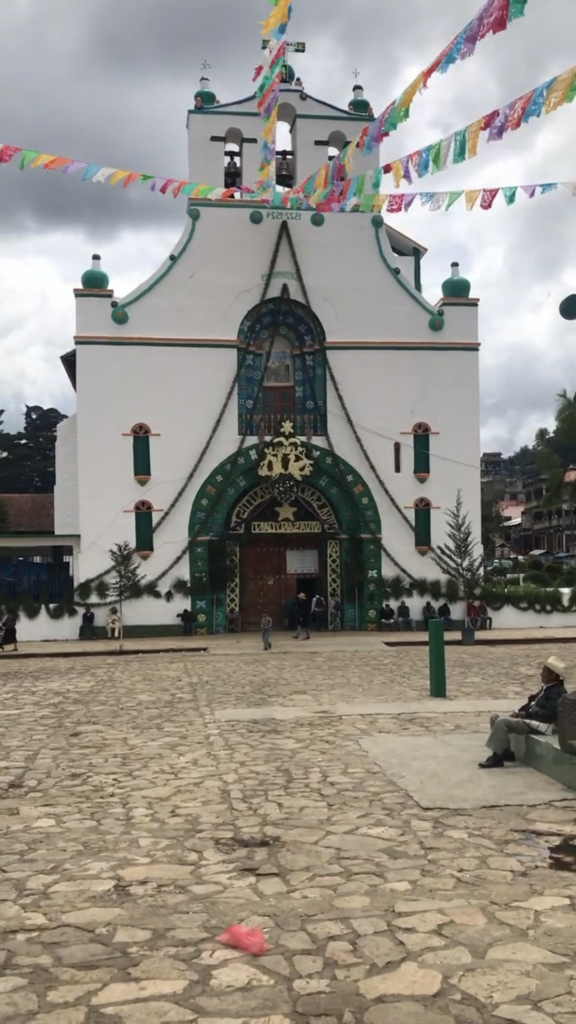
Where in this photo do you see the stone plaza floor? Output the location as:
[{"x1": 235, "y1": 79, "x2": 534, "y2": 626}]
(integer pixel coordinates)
[{"x1": 1, "y1": 643, "x2": 576, "y2": 1023}]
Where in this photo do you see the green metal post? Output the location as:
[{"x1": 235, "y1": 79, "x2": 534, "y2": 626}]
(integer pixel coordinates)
[{"x1": 429, "y1": 618, "x2": 447, "y2": 698}]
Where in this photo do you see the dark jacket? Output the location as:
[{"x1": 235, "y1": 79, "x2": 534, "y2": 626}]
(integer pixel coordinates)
[{"x1": 519, "y1": 680, "x2": 566, "y2": 724}]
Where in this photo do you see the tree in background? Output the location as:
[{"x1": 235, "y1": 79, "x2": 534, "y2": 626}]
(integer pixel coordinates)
[
  {"x1": 0, "y1": 405, "x2": 67, "y2": 493},
  {"x1": 535, "y1": 391, "x2": 576, "y2": 552},
  {"x1": 107, "y1": 542, "x2": 146, "y2": 644},
  {"x1": 433, "y1": 491, "x2": 484, "y2": 599}
]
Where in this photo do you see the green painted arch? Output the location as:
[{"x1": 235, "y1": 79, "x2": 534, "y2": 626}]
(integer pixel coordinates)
[
  {"x1": 189, "y1": 443, "x2": 382, "y2": 540},
  {"x1": 187, "y1": 443, "x2": 383, "y2": 633}
]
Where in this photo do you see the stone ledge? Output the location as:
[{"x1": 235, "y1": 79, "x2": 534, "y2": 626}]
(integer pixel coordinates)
[{"x1": 511, "y1": 731, "x2": 576, "y2": 791}]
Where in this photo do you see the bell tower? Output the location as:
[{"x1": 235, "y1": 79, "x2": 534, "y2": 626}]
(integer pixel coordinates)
[{"x1": 186, "y1": 50, "x2": 380, "y2": 193}]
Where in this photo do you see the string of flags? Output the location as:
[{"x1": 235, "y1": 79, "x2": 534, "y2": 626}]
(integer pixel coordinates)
[
  {"x1": 2, "y1": 141, "x2": 575, "y2": 215},
  {"x1": 0, "y1": 144, "x2": 264, "y2": 201},
  {"x1": 386, "y1": 64, "x2": 576, "y2": 188},
  {"x1": 290, "y1": 63, "x2": 576, "y2": 208},
  {"x1": 332, "y1": 181, "x2": 576, "y2": 215},
  {"x1": 287, "y1": 0, "x2": 530, "y2": 201},
  {"x1": 253, "y1": 0, "x2": 293, "y2": 194}
]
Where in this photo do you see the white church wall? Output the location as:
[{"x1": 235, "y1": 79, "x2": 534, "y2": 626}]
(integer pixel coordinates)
[
  {"x1": 16, "y1": 602, "x2": 576, "y2": 641},
  {"x1": 74, "y1": 343, "x2": 239, "y2": 584},
  {"x1": 72, "y1": 340, "x2": 480, "y2": 590},
  {"x1": 324, "y1": 347, "x2": 481, "y2": 579},
  {"x1": 54, "y1": 415, "x2": 80, "y2": 536},
  {"x1": 75, "y1": 210, "x2": 477, "y2": 348}
]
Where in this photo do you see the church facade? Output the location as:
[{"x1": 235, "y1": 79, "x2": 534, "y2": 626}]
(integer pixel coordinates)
[{"x1": 55, "y1": 70, "x2": 481, "y2": 634}]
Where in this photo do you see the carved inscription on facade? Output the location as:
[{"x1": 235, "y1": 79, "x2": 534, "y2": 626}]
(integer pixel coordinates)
[{"x1": 252, "y1": 521, "x2": 322, "y2": 534}]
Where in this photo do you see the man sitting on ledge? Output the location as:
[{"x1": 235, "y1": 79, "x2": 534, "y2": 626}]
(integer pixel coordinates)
[{"x1": 479, "y1": 656, "x2": 566, "y2": 769}]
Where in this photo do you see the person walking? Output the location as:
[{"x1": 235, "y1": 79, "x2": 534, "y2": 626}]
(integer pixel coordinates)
[
  {"x1": 1, "y1": 610, "x2": 18, "y2": 652},
  {"x1": 293, "y1": 592, "x2": 311, "y2": 640},
  {"x1": 329, "y1": 596, "x2": 341, "y2": 631},
  {"x1": 311, "y1": 593, "x2": 327, "y2": 630},
  {"x1": 178, "y1": 609, "x2": 194, "y2": 636},
  {"x1": 261, "y1": 611, "x2": 273, "y2": 651}
]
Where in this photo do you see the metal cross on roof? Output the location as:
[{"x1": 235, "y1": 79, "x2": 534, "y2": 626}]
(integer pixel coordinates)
[
  {"x1": 353, "y1": 68, "x2": 361, "y2": 80},
  {"x1": 200, "y1": 59, "x2": 211, "y2": 73}
]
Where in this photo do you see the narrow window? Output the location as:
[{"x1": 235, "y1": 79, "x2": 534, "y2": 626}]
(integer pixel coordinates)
[
  {"x1": 393, "y1": 442, "x2": 401, "y2": 474},
  {"x1": 224, "y1": 128, "x2": 243, "y2": 190},
  {"x1": 130, "y1": 423, "x2": 152, "y2": 486},
  {"x1": 414, "y1": 497, "x2": 432, "y2": 555},
  {"x1": 413, "y1": 422, "x2": 431, "y2": 482},
  {"x1": 134, "y1": 500, "x2": 154, "y2": 560}
]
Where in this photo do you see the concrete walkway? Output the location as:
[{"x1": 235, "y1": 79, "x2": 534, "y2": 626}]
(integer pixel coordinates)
[{"x1": 4, "y1": 626, "x2": 576, "y2": 660}]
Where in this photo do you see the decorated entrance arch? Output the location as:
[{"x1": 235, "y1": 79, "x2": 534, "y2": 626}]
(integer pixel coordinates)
[{"x1": 188, "y1": 435, "x2": 382, "y2": 633}]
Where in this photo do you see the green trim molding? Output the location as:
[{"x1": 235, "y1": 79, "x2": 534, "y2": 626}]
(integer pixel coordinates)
[
  {"x1": 110, "y1": 211, "x2": 201, "y2": 325},
  {"x1": 188, "y1": 443, "x2": 383, "y2": 633},
  {"x1": 74, "y1": 338, "x2": 480, "y2": 352},
  {"x1": 372, "y1": 216, "x2": 444, "y2": 329}
]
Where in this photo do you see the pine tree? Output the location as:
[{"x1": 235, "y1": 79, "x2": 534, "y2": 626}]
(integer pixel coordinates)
[
  {"x1": 108, "y1": 542, "x2": 146, "y2": 642},
  {"x1": 432, "y1": 491, "x2": 484, "y2": 599}
]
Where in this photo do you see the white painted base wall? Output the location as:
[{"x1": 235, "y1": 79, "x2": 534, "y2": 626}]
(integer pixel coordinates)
[{"x1": 13, "y1": 600, "x2": 576, "y2": 641}]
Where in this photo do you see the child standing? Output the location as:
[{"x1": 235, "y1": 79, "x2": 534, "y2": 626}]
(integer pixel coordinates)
[{"x1": 261, "y1": 612, "x2": 272, "y2": 651}]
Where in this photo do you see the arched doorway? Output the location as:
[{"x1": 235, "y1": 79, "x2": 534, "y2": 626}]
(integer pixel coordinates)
[{"x1": 188, "y1": 440, "x2": 383, "y2": 634}]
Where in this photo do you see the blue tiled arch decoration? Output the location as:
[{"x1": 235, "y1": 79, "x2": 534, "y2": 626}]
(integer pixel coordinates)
[{"x1": 237, "y1": 297, "x2": 328, "y2": 436}]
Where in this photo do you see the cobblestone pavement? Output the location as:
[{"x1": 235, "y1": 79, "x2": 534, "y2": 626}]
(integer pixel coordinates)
[{"x1": 2, "y1": 645, "x2": 576, "y2": 1023}]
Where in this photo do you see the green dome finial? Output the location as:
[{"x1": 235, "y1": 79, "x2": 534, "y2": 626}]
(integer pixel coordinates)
[
  {"x1": 194, "y1": 75, "x2": 220, "y2": 109},
  {"x1": 81, "y1": 254, "x2": 109, "y2": 290},
  {"x1": 442, "y1": 262, "x2": 471, "y2": 300},
  {"x1": 348, "y1": 84, "x2": 373, "y2": 116}
]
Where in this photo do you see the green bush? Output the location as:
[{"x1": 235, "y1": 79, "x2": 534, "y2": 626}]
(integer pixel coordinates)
[
  {"x1": 545, "y1": 563, "x2": 563, "y2": 580},
  {"x1": 559, "y1": 571, "x2": 576, "y2": 587},
  {"x1": 522, "y1": 571, "x2": 551, "y2": 587},
  {"x1": 526, "y1": 558, "x2": 545, "y2": 572}
]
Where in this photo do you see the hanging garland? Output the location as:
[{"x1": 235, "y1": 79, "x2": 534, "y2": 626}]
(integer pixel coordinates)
[
  {"x1": 286, "y1": 0, "x2": 531, "y2": 201},
  {"x1": 297, "y1": 64, "x2": 576, "y2": 210}
]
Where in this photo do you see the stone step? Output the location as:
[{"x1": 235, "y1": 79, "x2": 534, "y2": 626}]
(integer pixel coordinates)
[{"x1": 511, "y1": 731, "x2": 576, "y2": 791}]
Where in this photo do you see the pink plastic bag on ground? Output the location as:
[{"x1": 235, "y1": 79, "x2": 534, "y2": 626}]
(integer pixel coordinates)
[{"x1": 217, "y1": 924, "x2": 269, "y2": 956}]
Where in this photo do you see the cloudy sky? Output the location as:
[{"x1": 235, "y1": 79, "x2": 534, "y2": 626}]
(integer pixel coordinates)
[{"x1": 0, "y1": 0, "x2": 574, "y2": 454}]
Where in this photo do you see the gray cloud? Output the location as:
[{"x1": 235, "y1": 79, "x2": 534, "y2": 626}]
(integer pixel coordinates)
[{"x1": 0, "y1": 0, "x2": 575, "y2": 453}]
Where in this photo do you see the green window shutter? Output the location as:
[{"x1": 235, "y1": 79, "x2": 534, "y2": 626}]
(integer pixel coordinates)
[
  {"x1": 413, "y1": 433, "x2": 430, "y2": 482},
  {"x1": 415, "y1": 506, "x2": 431, "y2": 555},
  {"x1": 133, "y1": 434, "x2": 151, "y2": 485},
  {"x1": 135, "y1": 507, "x2": 154, "y2": 559}
]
